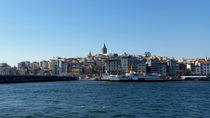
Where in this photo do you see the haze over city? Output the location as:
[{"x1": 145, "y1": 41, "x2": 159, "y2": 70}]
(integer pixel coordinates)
[{"x1": 0, "y1": 0, "x2": 209, "y2": 66}]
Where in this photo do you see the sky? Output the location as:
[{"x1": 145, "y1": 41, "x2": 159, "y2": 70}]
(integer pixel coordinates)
[{"x1": 0, "y1": 0, "x2": 209, "y2": 66}]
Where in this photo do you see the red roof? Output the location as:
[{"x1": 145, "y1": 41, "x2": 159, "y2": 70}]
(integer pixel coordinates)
[{"x1": 199, "y1": 61, "x2": 210, "y2": 64}]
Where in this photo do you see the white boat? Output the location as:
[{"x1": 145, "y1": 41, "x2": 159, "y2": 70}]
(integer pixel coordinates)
[
  {"x1": 102, "y1": 75, "x2": 128, "y2": 81},
  {"x1": 124, "y1": 73, "x2": 166, "y2": 82},
  {"x1": 101, "y1": 64, "x2": 166, "y2": 82},
  {"x1": 102, "y1": 74, "x2": 166, "y2": 82}
]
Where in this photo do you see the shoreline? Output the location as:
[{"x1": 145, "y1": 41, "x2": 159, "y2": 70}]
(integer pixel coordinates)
[{"x1": 0, "y1": 75, "x2": 78, "y2": 84}]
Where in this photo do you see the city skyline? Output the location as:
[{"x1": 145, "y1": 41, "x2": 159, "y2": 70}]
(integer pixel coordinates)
[
  {"x1": 0, "y1": 0, "x2": 210, "y2": 66},
  {"x1": 1, "y1": 43, "x2": 209, "y2": 67}
]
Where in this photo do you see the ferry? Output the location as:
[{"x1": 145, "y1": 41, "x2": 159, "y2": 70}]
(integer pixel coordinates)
[
  {"x1": 102, "y1": 65, "x2": 166, "y2": 82},
  {"x1": 102, "y1": 74, "x2": 166, "y2": 82}
]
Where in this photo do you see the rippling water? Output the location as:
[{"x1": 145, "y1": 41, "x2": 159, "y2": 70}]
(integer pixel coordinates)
[{"x1": 0, "y1": 81, "x2": 210, "y2": 118}]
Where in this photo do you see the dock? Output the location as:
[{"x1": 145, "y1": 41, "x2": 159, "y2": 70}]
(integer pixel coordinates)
[{"x1": 0, "y1": 75, "x2": 78, "y2": 83}]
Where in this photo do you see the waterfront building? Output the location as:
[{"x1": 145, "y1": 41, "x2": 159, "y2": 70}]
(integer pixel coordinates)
[
  {"x1": 195, "y1": 61, "x2": 210, "y2": 75},
  {"x1": 49, "y1": 57, "x2": 70, "y2": 76},
  {"x1": 48, "y1": 59, "x2": 59, "y2": 75},
  {"x1": 58, "y1": 59, "x2": 69, "y2": 76},
  {"x1": 0, "y1": 63, "x2": 11, "y2": 75},
  {"x1": 121, "y1": 54, "x2": 138, "y2": 74},
  {"x1": 195, "y1": 65, "x2": 201, "y2": 75},
  {"x1": 187, "y1": 62, "x2": 196, "y2": 75},
  {"x1": 120, "y1": 54, "x2": 146, "y2": 74},
  {"x1": 39, "y1": 60, "x2": 49, "y2": 70},
  {"x1": 85, "y1": 57, "x2": 96, "y2": 66},
  {"x1": 167, "y1": 59, "x2": 177, "y2": 76},
  {"x1": 176, "y1": 63, "x2": 187, "y2": 76},
  {"x1": 10, "y1": 66, "x2": 18, "y2": 75},
  {"x1": 82, "y1": 64, "x2": 94, "y2": 75},
  {"x1": 137, "y1": 60, "x2": 146, "y2": 74},
  {"x1": 105, "y1": 57, "x2": 121, "y2": 75},
  {"x1": 29, "y1": 62, "x2": 40, "y2": 75},
  {"x1": 147, "y1": 59, "x2": 167, "y2": 76},
  {"x1": 18, "y1": 61, "x2": 31, "y2": 75},
  {"x1": 69, "y1": 63, "x2": 83, "y2": 76},
  {"x1": 31, "y1": 62, "x2": 39, "y2": 69}
]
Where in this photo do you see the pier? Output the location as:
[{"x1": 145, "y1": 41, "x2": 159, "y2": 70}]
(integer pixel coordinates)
[{"x1": 0, "y1": 75, "x2": 78, "y2": 83}]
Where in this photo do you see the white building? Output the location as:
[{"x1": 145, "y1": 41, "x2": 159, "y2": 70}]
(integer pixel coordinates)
[
  {"x1": 18, "y1": 61, "x2": 31, "y2": 75},
  {"x1": 58, "y1": 59, "x2": 68, "y2": 76},
  {"x1": 49, "y1": 59, "x2": 59, "y2": 75},
  {"x1": 105, "y1": 57, "x2": 121, "y2": 75},
  {"x1": 195, "y1": 61, "x2": 210, "y2": 75},
  {"x1": 0, "y1": 63, "x2": 11, "y2": 75},
  {"x1": 187, "y1": 62, "x2": 196, "y2": 74},
  {"x1": 39, "y1": 60, "x2": 49, "y2": 70},
  {"x1": 49, "y1": 57, "x2": 69, "y2": 76}
]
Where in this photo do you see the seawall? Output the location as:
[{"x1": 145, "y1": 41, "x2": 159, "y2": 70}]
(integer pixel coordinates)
[{"x1": 0, "y1": 75, "x2": 78, "y2": 83}]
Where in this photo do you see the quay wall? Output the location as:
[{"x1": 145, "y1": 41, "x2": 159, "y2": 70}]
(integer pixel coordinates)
[{"x1": 0, "y1": 75, "x2": 78, "y2": 83}]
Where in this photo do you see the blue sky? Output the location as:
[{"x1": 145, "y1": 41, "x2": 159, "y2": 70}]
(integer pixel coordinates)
[{"x1": 0, "y1": 0, "x2": 209, "y2": 66}]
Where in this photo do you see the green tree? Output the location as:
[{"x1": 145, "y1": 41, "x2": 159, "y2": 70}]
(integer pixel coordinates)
[{"x1": 183, "y1": 69, "x2": 191, "y2": 76}]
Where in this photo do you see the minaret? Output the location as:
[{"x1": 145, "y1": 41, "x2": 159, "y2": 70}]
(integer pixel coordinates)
[{"x1": 102, "y1": 43, "x2": 107, "y2": 54}]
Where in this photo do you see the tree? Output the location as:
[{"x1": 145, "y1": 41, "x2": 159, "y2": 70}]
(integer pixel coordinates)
[{"x1": 183, "y1": 69, "x2": 191, "y2": 76}]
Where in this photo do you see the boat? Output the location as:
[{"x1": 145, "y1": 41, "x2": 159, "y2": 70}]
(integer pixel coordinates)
[
  {"x1": 101, "y1": 64, "x2": 166, "y2": 82},
  {"x1": 102, "y1": 74, "x2": 166, "y2": 82}
]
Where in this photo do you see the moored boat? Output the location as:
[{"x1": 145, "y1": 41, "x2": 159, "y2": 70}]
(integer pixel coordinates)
[
  {"x1": 101, "y1": 64, "x2": 166, "y2": 82},
  {"x1": 102, "y1": 74, "x2": 166, "y2": 82}
]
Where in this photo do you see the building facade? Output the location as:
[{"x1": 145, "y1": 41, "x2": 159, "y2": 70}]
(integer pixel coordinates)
[
  {"x1": 195, "y1": 61, "x2": 210, "y2": 75},
  {"x1": 121, "y1": 55, "x2": 138, "y2": 74},
  {"x1": 105, "y1": 57, "x2": 121, "y2": 75},
  {"x1": 147, "y1": 59, "x2": 167, "y2": 76}
]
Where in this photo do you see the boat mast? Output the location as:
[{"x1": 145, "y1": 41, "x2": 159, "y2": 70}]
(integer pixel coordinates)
[{"x1": 130, "y1": 64, "x2": 134, "y2": 74}]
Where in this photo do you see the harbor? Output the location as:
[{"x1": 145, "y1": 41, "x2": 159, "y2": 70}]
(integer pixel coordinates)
[{"x1": 80, "y1": 74, "x2": 210, "y2": 82}]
